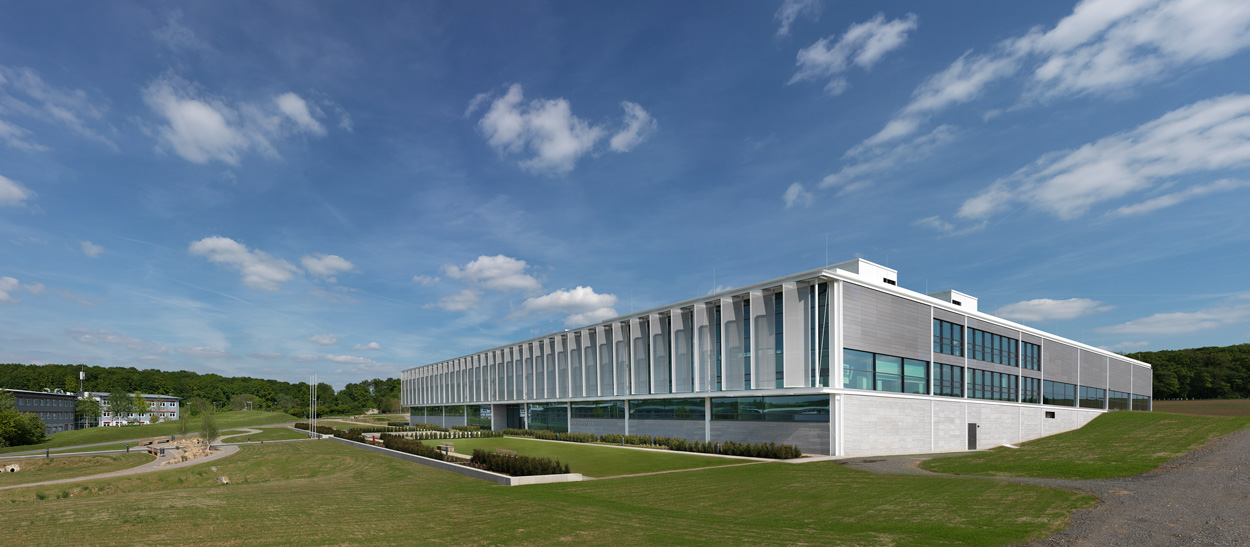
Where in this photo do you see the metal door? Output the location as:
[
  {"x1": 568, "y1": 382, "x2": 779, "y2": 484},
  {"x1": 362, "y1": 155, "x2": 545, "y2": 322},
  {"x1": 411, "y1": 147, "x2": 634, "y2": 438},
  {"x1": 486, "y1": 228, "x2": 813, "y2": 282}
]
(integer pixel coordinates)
[{"x1": 967, "y1": 423, "x2": 978, "y2": 450}]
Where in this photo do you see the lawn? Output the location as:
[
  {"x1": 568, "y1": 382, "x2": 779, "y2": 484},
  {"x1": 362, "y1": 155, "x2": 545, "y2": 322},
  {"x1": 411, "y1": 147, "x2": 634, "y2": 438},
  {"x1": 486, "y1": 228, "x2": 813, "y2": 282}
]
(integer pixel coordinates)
[
  {"x1": 0, "y1": 440, "x2": 1092, "y2": 546},
  {"x1": 0, "y1": 453, "x2": 152, "y2": 488},
  {"x1": 220, "y1": 427, "x2": 311, "y2": 443},
  {"x1": 0, "y1": 411, "x2": 299, "y2": 455},
  {"x1": 1152, "y1": 399, "x2": 1250, "y2": 417},
  {"x1": 49, "y1": 442, "x2": 144, "y2": 454},
  {"x1": 414, "y1": 436, "x2": 746, "y2": 477},
  {"x1": 921, "y1": 411, "x2": 1250, "y2": 479}
]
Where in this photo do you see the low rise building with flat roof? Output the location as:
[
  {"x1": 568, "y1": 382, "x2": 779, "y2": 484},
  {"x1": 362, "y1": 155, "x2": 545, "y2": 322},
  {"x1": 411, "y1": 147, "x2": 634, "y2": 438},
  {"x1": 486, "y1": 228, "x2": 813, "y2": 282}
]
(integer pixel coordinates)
[
  {"x1": 3, "y1": 388, "x2": 78, "y2": 435},
  {"x1": 82, "y1": 392, "x2": 180, "y2": 426},
  {"x1": 401, "y1": 259, "x2": 1152, "y2": 456}
]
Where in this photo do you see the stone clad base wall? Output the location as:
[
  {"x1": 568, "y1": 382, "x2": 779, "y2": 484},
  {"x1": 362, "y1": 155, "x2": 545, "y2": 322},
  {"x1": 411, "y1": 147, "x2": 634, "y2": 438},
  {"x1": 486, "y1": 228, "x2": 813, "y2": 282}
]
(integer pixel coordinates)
[{"x1": 842, "y1": 394, "x2": 1102, "y2": 456}]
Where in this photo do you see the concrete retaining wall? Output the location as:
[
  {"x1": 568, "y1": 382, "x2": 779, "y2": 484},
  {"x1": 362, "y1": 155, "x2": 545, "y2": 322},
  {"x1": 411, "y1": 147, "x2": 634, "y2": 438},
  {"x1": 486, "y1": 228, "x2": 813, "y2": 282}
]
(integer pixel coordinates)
[{"x1": 326, "y1": 437, "x2": 583, "y2": 486}]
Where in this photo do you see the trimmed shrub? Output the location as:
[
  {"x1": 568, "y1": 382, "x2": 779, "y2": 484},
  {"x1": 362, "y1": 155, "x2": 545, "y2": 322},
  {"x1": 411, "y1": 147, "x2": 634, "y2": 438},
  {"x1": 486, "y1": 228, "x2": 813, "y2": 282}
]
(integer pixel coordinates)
[
  {"x1": 380, "y1": 434, "x2": 447, "y2": 461},
  {"x1": 470, "y1": 449, "x2": 569, "y2": 476},
  {"x1": 387, "y1": 421, "x2": 409, "y2": 427},
  {"x1": 496, "y1": 426, "x2": 801, "y2": 459},
  {"x1": 451, "y1": 425, "x2": 480, "y2": 432}
]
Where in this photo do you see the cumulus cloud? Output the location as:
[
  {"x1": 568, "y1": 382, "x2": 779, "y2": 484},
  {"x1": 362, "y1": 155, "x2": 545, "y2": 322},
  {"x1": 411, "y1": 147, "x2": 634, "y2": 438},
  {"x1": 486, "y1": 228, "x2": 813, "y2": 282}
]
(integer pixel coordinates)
[
  {"x1": 0, "y1": 174, "x2": 34, "y2": 206},
  {"x1": 473, "y1": 84, "x2": 655, "y2": 174},
  {"x1": 65, "y1": 328, "x2": 164, "y2": 353},
  {"x1": 300, "y1": 253, "x2": 353, "y2": 282},
  {"x1": 1097, "y1": 296, "x2": 1250, "y2": 335},
  {"x1": 775, "y1": 0, "x2": 822, "y2": 37},
  {"x1": 430, "y1": 288, "x2": 481, "y2": 312},
  {"x1": 143, "y1": 75, "x2": 332, "y2": 165},
  {"x1": 514, "y1": 286, "x2": 619, "y2": 327},
  {"x1": 856, "y1": 0, "x2": 1250, "y2": 150},
  {"x1": 354, "y1": 342, "x2": 382, "y2": 351},
  {"x1": 307, "y1": 334, "x2": 338, "y2": 346},
  {"x1": 956, "y1": 95, "x2": 1250, "y2": 221},
  {"x1": 188, "y1": 236, "x2": 300, "y2": 291},
  {"x1": 0, "y1": 276, "x2": 20, "y2": 303},
  {"x1": 993, "y1": 298, "x2": 1114, "y2": 322},
  {"x1": 442, "y1": 255, "x2": 541, "y2": 292},
  {"x1": 80, "y1": 240, "x2": 104, "y2": 258},
  {"x1": 412, "y1": 275, "x2": 439, "y2": 286},
  {"x1": 782, "y1": 182, "x2": 813, "y2": 208},
  {"x1": 790, "y1": 13, "x2": 919, "y2": 95}
]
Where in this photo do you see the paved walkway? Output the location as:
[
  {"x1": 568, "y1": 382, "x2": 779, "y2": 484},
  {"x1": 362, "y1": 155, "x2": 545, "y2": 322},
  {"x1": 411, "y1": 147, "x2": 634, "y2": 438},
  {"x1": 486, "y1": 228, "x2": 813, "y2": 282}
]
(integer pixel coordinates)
[
  {"x1": 841, "y1": 429, "x2": 1250, "y2": 546},
  {"x1": 0, "y1": 444, "x2": 239, "y2": 491}
]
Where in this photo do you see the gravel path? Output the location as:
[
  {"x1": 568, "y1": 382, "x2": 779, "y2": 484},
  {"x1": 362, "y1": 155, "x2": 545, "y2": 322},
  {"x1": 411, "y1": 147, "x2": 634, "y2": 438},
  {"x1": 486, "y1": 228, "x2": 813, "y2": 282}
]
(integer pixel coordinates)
[{"x1": 839, "y1": 428, "x2": 1250, "y2": 546}]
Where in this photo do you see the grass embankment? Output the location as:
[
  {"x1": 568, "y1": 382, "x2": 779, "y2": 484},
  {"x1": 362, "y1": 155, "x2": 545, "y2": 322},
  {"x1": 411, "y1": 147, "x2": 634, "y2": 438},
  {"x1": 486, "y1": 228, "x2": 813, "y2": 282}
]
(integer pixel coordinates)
[
  {"x1": 49, "y1": 442, "x2": 139, "y2": 454},
  {"x1": 219, "y1": 427, "x2": 310, "y2": 443},
  {"x1": 0, "y1": 440, "x2": 1092, "y2": 546},
  {"x1": 0, "y1": 411, "x2": 299, "y2": 455},
  {"x1": 1152, "y1": 399, "x2": 1250, "y2": 417},
  {"x1": 0, "y1": 453, "x2": 153, "y2": 487},
  {"x1": 415, "y1": 436, "x2": 744, "y2": 477},
  {"x1": 922, "y1": 411, "x2": 1250, "y2": 479}
]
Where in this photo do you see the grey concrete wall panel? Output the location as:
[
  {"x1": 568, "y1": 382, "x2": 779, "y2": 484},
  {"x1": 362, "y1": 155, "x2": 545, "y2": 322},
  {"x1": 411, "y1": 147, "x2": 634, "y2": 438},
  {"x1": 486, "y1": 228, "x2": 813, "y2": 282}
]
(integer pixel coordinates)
[
  {"x1": 673, "y1": 308, "x2": 694, "y2": 393},
  {"x1": 1108, "y1": 358, "x2": 1132, "y2": 392},
  {"x1": 966, "y1": 403, "x2": 1022, "y2": 448},
  {"x1": 711, "y1": 420, "x2": 830, "y2": 455},
  {"x1": 630, "y1": 418, "x2": 706, "y2": 441},
  {"x1": 750, "y1": 290, "x2": 769, "y2": 390},
  {"x1": 722, "y1": 297, "x2": 745, "y2": 391},
  {"x1": 583, "y1": 332, "x2": 598, "y2": 398},
  {"x1": 1133, "y1": 366, "x2": 1153, "y2": 396},
  {"x1": 842, "y1": 394, "x2": 932, "y2": 456},
  {"x1": 651, "y1": 314, "x2": 671, "y2": 394},
  {"x1": 783, "y1": 282, "x2": 808, "y2": 388},
  {"x1": 547, "y1": 338, "x2": 559, "y2": 399},
  {"x1": 1021, "y1": 332, "x2": 1043, "y2": 346},
  {"x1": 631, "y1": 317, "x2": 651, "y2": 395},
  {"x1": 932, "y1": 308, "x2": 965, "y2": 324},
  {"x1": 842, "y1": 283, "x2": 931, "y2": 361},
  {"x1": 614, "y1": 322, "x2": 630, "y2": 396},
  {"x1": 599, "y1": 326, "x2": 614, "y2": 396},
  {"x1": 694, "y1": 302, "x2": 713, "y2": 392},
  {"x1": 1045, "y1": 341, "x2": 1079, "y2": 384},
  {"x1": 569, "y1": 418, "x2": 626, "y2": 436},
  {"x1": 933, "y1": 353, "x2": 964, "y2": 367},
  {"x1": 966, "y1": 318, "x2": 1019, "y2": 339},
  {"x1": 1079, "y1": 350, "x2": 1108, "y2": 389},
  {"x1": 932, "y1": 401, "x2": 966, "y2": 452}
]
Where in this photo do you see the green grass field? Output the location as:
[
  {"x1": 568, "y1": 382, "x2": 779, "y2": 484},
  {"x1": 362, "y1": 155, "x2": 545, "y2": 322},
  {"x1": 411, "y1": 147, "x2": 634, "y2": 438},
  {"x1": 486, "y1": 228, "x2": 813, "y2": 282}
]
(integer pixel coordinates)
[
  {"x1": 921, "y1": 411, "x2": 1250, "y2": 479},
  {"x1": 48, "y1": 442, "x2": 139, "y2": 454},
  {"x1": 0, "y1": 411, "x2": 299, "y2": 455},
  {"x1": 1152, "y1": 399, "x2": 1250, "y2": 416},
  {"x1": 219, "y1": 427, "x2": 310, "y2": 443},
  {"x1": 0, "y1": 453, "x2": 153, "y2": 487},
  {"x1": 0, "y1": 440, "x2": 1092, "y2": 546},
  {"x1": 415, "y1": 436, "x2": 746, "y2": 477}
]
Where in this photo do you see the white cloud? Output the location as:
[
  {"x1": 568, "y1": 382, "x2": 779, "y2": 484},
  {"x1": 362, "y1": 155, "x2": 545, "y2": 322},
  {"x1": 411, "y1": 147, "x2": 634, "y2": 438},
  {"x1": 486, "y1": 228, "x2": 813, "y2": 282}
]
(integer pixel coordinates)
[
  {"x1": 855, "y1": 0, "x2": 1250, "y2": 149},
  {"x1": 473, "y1": 84, "x2": 653, "y2": 174},
  {"x1": 1107, "y1": 179, "x2": 1250, "y2": 217},
  {"x1": 790, "y1": 13, "x2": 918, "y2": 95},
  {"x1": 300, "y1": 253, "x2": 353, "y2": 282},
  {"x1": 188, "y1": 236, "x2": 300, "y2": 291},
  {"x1": 307, "y1": 334, "x2": 338, "y2": 346},
  {"x1": 993, "y1": 298, "x2": 1114, "y2": 322},
  {"x1": 0, "y1": 174, "x2": 34, "y2": 206},
  {"x1": 23, "y1": 282, "x2": 46, "y2": 295},
  {"x1": 65, "y1": 328, "x2": 163, "y2": 353},
  {"x1": 823, "y1": 125, "x2": 957, "y2": 192},
  {"x1": 609, "y1": 101, "x2": 657, "y2": 152},
  {"x1": 80, "y1": 240, "x2": 104, "y2": 258},
  {"x1": 154, "y1": 11, "x2": 209, "y2": 52},
  {"x1": 143, "y1": 75, "x2": 332, "y2": 165},
  {"x1": 775, "y1": 0, "x2": 822, "y2": 38},
  {"x1": 515, "y1": 286, "x2": 618, "y2": 327},
  {"x1": 1100, "y1": 341, "x2": 1150, "y2": 352},
  {"x1": 354, "y1": 342, "x2": 382, "y2": 351},
  {"x1": 782, "y1": 182, "x2": 813, "y2": 208},
  {"x1": 957, "y1": 95, "x2": 1250, "y2": 221},
  {"x1": 175, "y1": 346, "x2": 233, "y2": 359},
  {"x1": 1097, "y1": 296, "x2": 1250, "y2": 335},
  {"x1": 430, "y1": 288, "x2": 481, "y2": 312},
  {"x1": 442, "y1": 254, "x2": 541, "y2": 292},
  {"x1": 275, "y1": 92, "x2": 327, "y2": 136},
  {"x1": 0, "y1": 276, "x2": 19, "y2": 303},
  {"x1": 248, "y1": 352, "x2": 285, "y2": 360},
  {"x1": 0, "y1": 65, "x2": 113, "y2": 149},
  {"x1": 0, "y1": 118, "x2": 46, "y2": 152},
  {"x1": 412, "y1": 275, "x2": 439, "y2": 286}
]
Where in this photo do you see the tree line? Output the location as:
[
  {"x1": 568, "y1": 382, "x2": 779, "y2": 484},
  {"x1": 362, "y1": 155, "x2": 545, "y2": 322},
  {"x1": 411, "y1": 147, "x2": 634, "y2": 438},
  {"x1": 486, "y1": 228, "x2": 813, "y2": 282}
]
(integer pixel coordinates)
[
  {"x1": 1125, "y1": 343, "x2": 1250, "y2": 399},
  {"x1": 0, "y1": 363, "x2": 401, "y2": 417}
]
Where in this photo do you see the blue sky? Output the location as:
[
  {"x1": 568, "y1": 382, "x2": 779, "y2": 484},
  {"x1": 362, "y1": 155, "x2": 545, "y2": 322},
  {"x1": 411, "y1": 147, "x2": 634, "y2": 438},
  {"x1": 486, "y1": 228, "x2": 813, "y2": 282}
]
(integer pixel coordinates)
[{"x1": 2, "y1": 1, "x2": 1249, "y2": 388}]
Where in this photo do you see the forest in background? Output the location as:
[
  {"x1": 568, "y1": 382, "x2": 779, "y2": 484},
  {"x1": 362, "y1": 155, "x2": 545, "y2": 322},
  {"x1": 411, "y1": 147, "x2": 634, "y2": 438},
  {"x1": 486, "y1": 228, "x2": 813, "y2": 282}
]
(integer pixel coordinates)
[
  {"x1": 1126, "y1": 344, "x2": 1250, "y2": 399},
  {"x1": 0, "y1": 363, "x2": 399, "y2": 417}
]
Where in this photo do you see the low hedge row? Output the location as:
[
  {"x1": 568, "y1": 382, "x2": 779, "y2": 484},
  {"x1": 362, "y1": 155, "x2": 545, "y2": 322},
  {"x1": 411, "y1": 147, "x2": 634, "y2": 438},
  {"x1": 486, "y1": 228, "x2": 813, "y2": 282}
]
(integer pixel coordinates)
[
  {"x1": 500, "y1": 428, "x2": 802, "y2": 459},
  {"x1": 293, "y1": 423, "x2": 338, "y2": 436},
  {"x1": 387, "y1": 421, "x2": 410, "y2": 427},
  {"x1": 470, "y1": 449, "x2": 570, "y2": 476},
  {"x1": 450, "y1": 425, "x2": 480, "y2": 432},
  {"x1": 410, "y1": 422, "x2": 450, "y2": 432},
  {"x1": 379, "y1": 434, "x2": 447, "y2": 461}
]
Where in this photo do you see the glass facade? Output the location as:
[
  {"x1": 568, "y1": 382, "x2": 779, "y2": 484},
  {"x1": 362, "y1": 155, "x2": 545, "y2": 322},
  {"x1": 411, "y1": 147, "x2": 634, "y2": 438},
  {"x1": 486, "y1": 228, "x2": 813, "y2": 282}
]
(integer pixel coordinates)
[
  {"x1": 1079, "y1": 386, "x2": 1106, "y2": 409},
  {"x1": 629, "y1": 398, "x2": 705, "y2": 420},
  {"x1": 933, "y1": 363, "x2": 963, "y2": 397},
  {"x1": 967, "y1": 369, "x2": 1018, "y2": 401},
  {"x1": 527, "y1": 402, "x2": 568, "y2": 432},
  {"x1": 933, "y1": 319, "x2": 963, "y2": 357},
  {"x1": 1021, "y1": 341, "x2": 1041, "y2": 371},
  {"x1": 742, "y1": 300, "x2": 751, "y2": 390},
  {"x1": 467, "y1": 405, "x2": 491, "y2": 428},
  {"x1": 814, "y1": 283, "x2": 830, "y2": 387},
  {"x1": 1042, "y1": 380, "x2": 1076, "y2": 407},
  {"x1": 1132, "y1": 393, "x2": 1150, "y2": 411},
  {"x1": 712, "y1": 395, "x2": 829, "y2": 422},
  {"x1": 774, "y1": 292, "x2": 784, "y2": 388},
  {"x1": 1021, "y1": 377, "x2": 1041, "y2": 404},
  {"x1": 843, "y1": 349, "x2": 928, "y2": 395},
  {"x1": 1108, "y1": 390, "x2": 1129, "y2": 410},
  {"x1": 968, "y1": 328, "x2": 1018, "y2": 367},
  {"x1": 444, "y1": 404, "x2": 465, "y2": 416},
  {"x1": 571, "y1": 400, "x2": 625, "y2": 419}
]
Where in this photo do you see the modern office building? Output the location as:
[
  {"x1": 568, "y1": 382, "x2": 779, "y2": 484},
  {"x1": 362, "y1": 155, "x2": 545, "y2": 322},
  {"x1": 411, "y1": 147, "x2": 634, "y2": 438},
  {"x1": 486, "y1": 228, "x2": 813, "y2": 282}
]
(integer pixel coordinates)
[
  {"x1": 401, "y1": 259, "x2": 1152, "y2": 456},
  {"x1": 2, "y1": 388, "x2": 78, "y2": 435},
  {"x1": 82, "y1": 392, "x2": 181, "y2": 426}
]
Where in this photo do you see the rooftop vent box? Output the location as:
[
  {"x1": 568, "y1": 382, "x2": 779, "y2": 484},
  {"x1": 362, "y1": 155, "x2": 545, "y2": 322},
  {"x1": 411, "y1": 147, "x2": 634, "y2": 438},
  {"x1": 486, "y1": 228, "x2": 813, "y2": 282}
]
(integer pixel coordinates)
[
  {"x1": 928, "y1": 290, "x2": 978, "y2": 312},
  {"x1": 831, "y1": 258, "x2": 898, "y2": 287}
]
